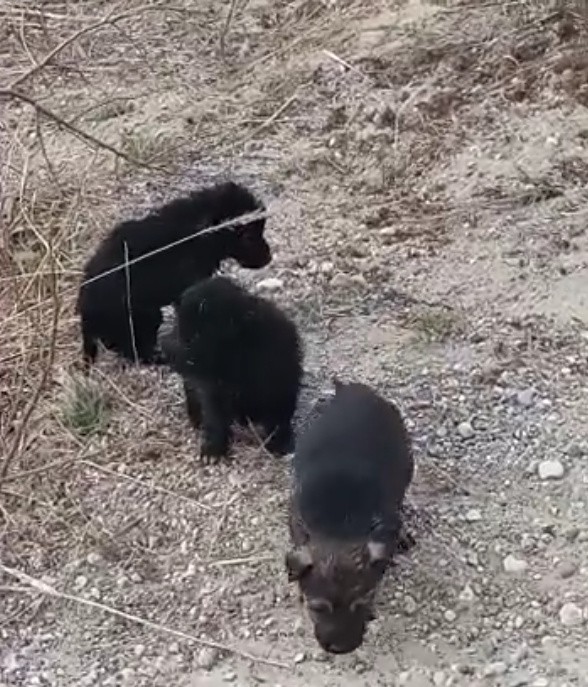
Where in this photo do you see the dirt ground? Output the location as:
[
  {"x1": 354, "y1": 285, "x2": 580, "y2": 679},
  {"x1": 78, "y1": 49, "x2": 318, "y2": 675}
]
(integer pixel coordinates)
[{"x1": 1, "y1": 0, "x2": 588, "y2": 685}]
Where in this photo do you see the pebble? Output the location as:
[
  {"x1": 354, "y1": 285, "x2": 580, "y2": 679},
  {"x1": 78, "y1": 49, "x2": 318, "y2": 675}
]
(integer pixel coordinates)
[
  {"x1": 223, "y1": 671, "x2": 237, "y2": 682},
  {"x1": 509, "y1": 671, "x2": 531, "y2": 686},
  {"x1": 533, "y1": 679, "x2": 549, "y2": 687},
  {"x1": 556, "y1": 561, "x2": 578, "y2": 579},
  {"x1": 483, "y1": 661, "x2": 508, "y2": 677},
  {"x1": 444, "y1": 609, "x2": 457, "y2": 622},
  {"x1": 196, "y1": 648, "x2": 219, "y2": 671},
  {"x1": 459, "y1": 585, "x2": 476, "y2": 603},
  {"x1": 256, "y1": 277, "x2": 284, "y2": 292},
  {"x1": 86, "y1": 552, "x2": 101, "y2": 565},
  {"x1": 74, "y1": 575, "x2": 88, "y2": 590},
  {"x1": 538, "y1": 460, "x2": 564, "y2": 481},
  {"x1": 503, "y1": 555, "x2": 528, "y2": 573},
  {"x1": 134, "y1": 644, "x2": 145, "y2": 658},
  {"x1": 457, "y1": 421, "x2": 475, "y2": 439},
  {"x1": 465, "y1": 508, "x2": 482, "y2": 523},
  {"x1": 404, "y1": 595, "x2": 418, "y2": 615},
  {"x1": 516, "y1": 388, "x2": 535, "y2": 407},
  {"x1": 559, "y1": 602, "x2": 583, "y2": 626},
  {"x1": 433, "y1": 672, "x2": 446, "y2": 687},
  {"x1": 293, "y1": 652, "x2": 306, "y2": 665},
  {"x1": 566, "y1": 442, "x2": 585, "y2": 458}
]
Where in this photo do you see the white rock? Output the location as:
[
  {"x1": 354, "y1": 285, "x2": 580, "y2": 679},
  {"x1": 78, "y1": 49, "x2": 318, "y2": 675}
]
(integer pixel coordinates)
[
  {"x1": 319, "y1": 261, "x2": 334, "y2": 274},
  {"x1": 222, "y1": 671, "x2": 237, "y2": 682},
  {"x1": 538, "y1": 460, "x2": 564, "y2": 480},
  {"x1": 256, "y1": 277, "x2": 283, "y2": 292},
  {"x1": 404, "y1": 595, "x2": 418, "y2": 615},
  {"x1": 196, "y1": 647, "x2": 219, "y2": 670},
  {"x1": 444, "y1": 609, "x2": 457, "y2": 622},
  {"x1": 503, "y1": 555, "x2": 528, "y2": 573},
  {"x1": 483, "y1": 661, "x2": 508, "y2": 677},
  {"x1": 457, "y1": 421, "x2": 474, "y2": 438},
  {"x1": 74, "y1": 575, "x2": 88, "y2": 589},
  {"x1": 459, "y1": 585, "x2": 476, "y2": 602},
  {"x1": 516, "y1": 388, "x2": 535, "y2": 407},
  {"x1": 559, "y1": 602, "x2": 583, "y2": 626},
  {"x1": 134, "y1": 644, "x2": 145, "y2": 658},
  {"x1": 465, "y1": 508, "x2": 482, "y2": 523},
  {"x1": 293, "y1": 652, "x2": 306, "y2": 664}
]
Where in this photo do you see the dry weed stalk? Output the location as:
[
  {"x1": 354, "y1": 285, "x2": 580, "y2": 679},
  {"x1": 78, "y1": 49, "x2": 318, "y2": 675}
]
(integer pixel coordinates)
[{"x1": 1, "y1": 565, "x2": 291, "y2": 669}]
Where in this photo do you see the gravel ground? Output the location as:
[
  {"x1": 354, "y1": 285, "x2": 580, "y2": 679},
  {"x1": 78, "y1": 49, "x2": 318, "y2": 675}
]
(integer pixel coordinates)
[{"x1": 1, "y1": 0, "x2": 588, "y2": 686}]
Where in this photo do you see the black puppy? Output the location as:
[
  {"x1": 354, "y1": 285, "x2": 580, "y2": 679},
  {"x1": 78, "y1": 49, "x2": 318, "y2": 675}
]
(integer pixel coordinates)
[
  {"x1": 160, "y1": 276, "x2": 303, "y2": 461},
  {"x1": 77, "y1": 181, "x2": 270, "y2": 369},
  {"x1": 286, "y1": 380, "x2": 415, "y2": 654}
]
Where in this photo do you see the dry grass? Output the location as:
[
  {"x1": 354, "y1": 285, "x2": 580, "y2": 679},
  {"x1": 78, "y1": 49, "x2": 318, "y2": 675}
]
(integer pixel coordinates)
[{"x1": 1, "y1": 0, "x2": 587, "y2": 677}]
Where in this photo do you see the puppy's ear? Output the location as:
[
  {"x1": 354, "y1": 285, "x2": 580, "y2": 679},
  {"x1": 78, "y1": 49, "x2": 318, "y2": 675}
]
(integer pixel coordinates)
[{"x1": 285, "y1": 546, "x2": 313, "y2": 582}]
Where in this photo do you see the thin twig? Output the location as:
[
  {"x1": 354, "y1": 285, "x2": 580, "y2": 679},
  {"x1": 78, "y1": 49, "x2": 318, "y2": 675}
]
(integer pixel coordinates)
[
  {"x1": 122, "y1": 241, "x2": 139, "y2": 365},
  {"x1": 0, "y1": 89, "x2": 165, "y2": 172},
  {"x1": 79, "y1": 459, "x2": 213, "y2": 513},
  {"x1": 0, "y1": 565, "x2": 290, "y2": 669},
  {"x1": 219, "y1": 0, "x2": 240, "y2": 61},
  {"x1": 80, "y1": 209, "x2": 268, "y2": 288},
  {"x1": 8, "y1": 4, "x2": 183, "y2": 89},
  {"x1": 0, "y1": 243, "x2": 60, "y2": 486}
]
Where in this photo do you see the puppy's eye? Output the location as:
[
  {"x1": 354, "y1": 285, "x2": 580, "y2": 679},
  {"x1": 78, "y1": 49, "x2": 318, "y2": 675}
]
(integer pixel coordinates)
[{"x1": 308, "y1": 599, "x2": 333, "y2": 614}]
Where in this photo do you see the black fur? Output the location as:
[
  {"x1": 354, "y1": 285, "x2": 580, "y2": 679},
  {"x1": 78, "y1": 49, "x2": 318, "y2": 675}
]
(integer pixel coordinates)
[
  {"x1": 294, "y1": 380, "x2": 414, "y2": 541},
  {"x1": 77, "y1": 181, "x2": 271, "y2": 368},
  {"x1": 160, "y1": 276, "x2": 303, "y2": 461},
  {"x1": 286, "y1": 380, "x2": 415, "y2": 654}
]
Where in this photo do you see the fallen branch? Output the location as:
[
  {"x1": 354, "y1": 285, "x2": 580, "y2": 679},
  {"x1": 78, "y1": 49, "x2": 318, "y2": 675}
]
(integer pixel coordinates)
[
  {"x1": 1, "y1": 565, "x2": 291, "y2": 669},
  {"x1": 0, "y1": 88, "x2": 165, "y2": 172}
]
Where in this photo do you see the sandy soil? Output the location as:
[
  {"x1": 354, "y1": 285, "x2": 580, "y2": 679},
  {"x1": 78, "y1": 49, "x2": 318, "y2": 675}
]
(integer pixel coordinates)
[{"x1": 1, "y1": 1, "x2": 588, "y2": 686}]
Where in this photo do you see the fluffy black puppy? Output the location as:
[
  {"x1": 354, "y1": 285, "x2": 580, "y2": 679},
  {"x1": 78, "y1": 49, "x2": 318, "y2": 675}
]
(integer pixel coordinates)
[
  {"x1": 160, "y1": 276, "x2": 303, "y2": 461},
  {"x1": 77, "y1": 181, "x2": 270, "y2": 369},
  {"x1": 286, "y1": 380, "x2": 415, "y2": 654}
]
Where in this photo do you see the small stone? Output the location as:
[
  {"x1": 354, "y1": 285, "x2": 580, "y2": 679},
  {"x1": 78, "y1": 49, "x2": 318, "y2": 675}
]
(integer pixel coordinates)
[
  {"x1": 444, "y1": 609, "x2": 457, "y2": 622},
  {"x1": 566, "y1": 442, "x2": 585, "y2": 458},
  {"x1": 223, "y1": 671, "x2": 237, "y2": 682},
  {"x1": 319, "y1": 261, "x2": 334, "y2": 274},
  {"x1": 74, "y1": 575, "x2": 88, "y2": 589},
  {"x1": 404, "y1": 595, "x2": 418, "y2": 615},
  {"x1": 457, "y1": 421, "x2": 474, "y2": 439},
  {"x1": 532, "y1": 679, "x2": 549, "y2": 687},
  {"x1": 196, "y1": 648, "x2": 219, "y2": 671},
  {"x1": 509, "y1": 670, "x2": 531, "y2": 687},
  {"x1": 257, "y1": 277, "x2": 284, "y2": 292},
  {"x1": 433, "y1": 672, "x2": 446, "y2": 687},
  {"x1": 483, "y1": 661, "x2": 508, "y2": 677},
  {"x1": 134, "y1": 644, "x2": 145, "y2": 658},
  {"x1": 459, "y1": 585, "x2": 476, "y2": 603},
  {"x1": 503, "y1": 555, "x2": 528, "y2": 573},
  {"x1": 293, "y1": 652, "x2": 306, "y2": 665},
  {"x1": 557, "y1": 561, "x2": 578, "y2": 579},
  {"x1": 516, "y1": 388, "x2": 535, "y2": 407},
  {"x1": 559, "y1": 602, "x2": 583, "y2": 626},
  {"x1": 465, "y1": 508, "x2": 482, "y2": 523},
  {"x1": 86, "y1": 552, "x2": 101, "y2": 565},
  {"x1": 330, "y1": 273, "x2": 351, "y2": 288},
  {"x1": 538, "y1": 460, "x2": 564, "y2": 481}
]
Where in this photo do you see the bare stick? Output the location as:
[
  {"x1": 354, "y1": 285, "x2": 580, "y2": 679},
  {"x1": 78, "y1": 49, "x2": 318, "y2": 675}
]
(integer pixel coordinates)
[
  {"x1": 8, "y1": 4, "x2": 184, "y2": 89},
  {"x1": 80, "y1": 209, "x2": 268, "y2": 288},
  {"x1": 1, "y1": 565, "x2": 290, "y2": 669},
  {"x1": 0, "y1": 245, "x2": 60, "y2": 486},
  {"x1": 79, "y1": 459, "x2": 213, "y2": 513},
  {"x1": 122, "y1": 241, "x2": 139, "y2": 365},
  {"x1": 0, "y1": 89, "x2": 165, "y2": 171},
  {"x1": 219, "y1": 0, "x2": 240, "y2": 61}
]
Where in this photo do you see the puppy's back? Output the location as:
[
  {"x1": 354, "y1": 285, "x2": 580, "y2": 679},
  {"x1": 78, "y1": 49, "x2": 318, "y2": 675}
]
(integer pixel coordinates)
[{"x1": 294, "y1": 381, "x2": 413, "y2": 539}]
